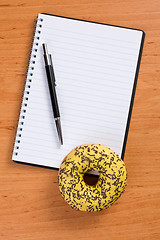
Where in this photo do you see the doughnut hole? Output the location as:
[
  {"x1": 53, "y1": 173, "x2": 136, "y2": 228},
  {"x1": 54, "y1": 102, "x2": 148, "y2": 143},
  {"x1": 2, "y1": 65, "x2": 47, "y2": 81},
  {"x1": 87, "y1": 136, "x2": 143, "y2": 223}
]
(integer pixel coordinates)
[{"x1": 83, "y1": 170, "x2": 100, "y2": 186}]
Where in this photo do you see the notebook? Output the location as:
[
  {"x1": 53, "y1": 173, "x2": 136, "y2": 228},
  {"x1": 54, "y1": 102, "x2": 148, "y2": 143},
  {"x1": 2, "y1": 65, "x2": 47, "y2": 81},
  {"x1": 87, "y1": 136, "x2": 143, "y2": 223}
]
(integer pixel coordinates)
[{"x1": 12, "y1": 13, "x2": 145, "y2": 169}]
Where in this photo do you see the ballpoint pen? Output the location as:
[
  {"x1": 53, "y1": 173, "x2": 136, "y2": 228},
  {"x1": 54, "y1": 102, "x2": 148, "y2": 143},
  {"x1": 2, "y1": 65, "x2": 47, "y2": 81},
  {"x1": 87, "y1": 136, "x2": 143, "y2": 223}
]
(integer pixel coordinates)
[{"x1": 42, "y1": 43, "x2": 63, "y2": 145}]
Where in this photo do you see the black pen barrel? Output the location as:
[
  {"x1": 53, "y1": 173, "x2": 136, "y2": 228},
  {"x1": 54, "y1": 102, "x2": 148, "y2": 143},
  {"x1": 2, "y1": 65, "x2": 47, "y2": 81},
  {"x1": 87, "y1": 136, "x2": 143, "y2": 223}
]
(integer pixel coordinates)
[
  {"x1": 42, "y1": 43, "x2": 63, "y2": 145},
  {"x1": 45, "y1": 65, "x2": 60, "y2": 118}
]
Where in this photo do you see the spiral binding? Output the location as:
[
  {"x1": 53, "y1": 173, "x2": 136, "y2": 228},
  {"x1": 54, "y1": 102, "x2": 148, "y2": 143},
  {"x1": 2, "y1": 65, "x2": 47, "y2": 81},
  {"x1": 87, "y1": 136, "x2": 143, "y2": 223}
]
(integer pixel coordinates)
[{"x1": 13, "y1": 16, "x2": 43, "y2": 156}]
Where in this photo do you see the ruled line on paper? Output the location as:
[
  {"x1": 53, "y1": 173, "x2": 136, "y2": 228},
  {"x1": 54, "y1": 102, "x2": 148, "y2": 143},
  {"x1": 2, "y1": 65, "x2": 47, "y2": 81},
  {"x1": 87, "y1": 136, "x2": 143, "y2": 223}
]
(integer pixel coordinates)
[
  {"x1": 27, "y1": 80, "x2": 131, "y2": 109},
  {"x1": 41, "y1": 38, "x2": 137, "y2": 57},
  {"x1": 28, "y1": 74, "x2": 131, "y2": 91},
  {"x1": 15, "y1": 151, "x2": 64, "y2": 162},
  {"x1": 29, "y1": 76, "x2": 131, "y2": 94},
  {"x1": 25, "y1": 102, "x2": 127, "y2": 119},
  {"x1": 35, "y1": 52, "x2": 135, "y2": 74},
  {"x1": 42, "y1": 31, "x2": 138, "y2": 52},
  {"x1": 26, "y1": 96, "x2": 128, "y2": 114},
  {"x1": 29, "y1": 61, "x2": 133, "y2": 79},
  {"x1": 24, "y1": 119, "x2": 123, "y2": 136},
  {"x1": 24, "y1": 112, "x2": 124, "y2": 132},
  {"x1": 21, "y1": 128, "x2": 120, "y2": 143},
  {"x1": 42, "y1": 25, "x2": 139, "y2": 45},
  {"x1": 19, "y1": 136, "x2": 119, "y2": 151},
  {"x1": 39, "y1": 43, "x2": 137, "y2": 63},
  {"x1": 18, "y1": 141, "x2": 118, "y2": 158},
  {"x1": 29, "y1": 67, "x2": 133, "y2": 87},
  {"x1": 23, "y1": 121, "x2": 123, "y2": 138},
  {"x1": 23, "y1": 110, "x2": 125, "y2": 126},
  {"x1": 35, "y1": 48, "x2": 135, "y2": 68},
  {"x1": 26, "y1": 93, "x2": 129, "y2": 114},
  {"x1": 27, "y1": 84, "x2": 130, "y2": 104}
]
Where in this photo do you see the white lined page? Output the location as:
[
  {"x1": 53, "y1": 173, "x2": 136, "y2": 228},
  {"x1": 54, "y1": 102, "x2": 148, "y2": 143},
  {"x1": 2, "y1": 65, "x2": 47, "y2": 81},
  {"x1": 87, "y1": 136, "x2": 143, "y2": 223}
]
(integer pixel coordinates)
[{"x1": 12, "y1": 14, "x2": 143, "y2": 168}]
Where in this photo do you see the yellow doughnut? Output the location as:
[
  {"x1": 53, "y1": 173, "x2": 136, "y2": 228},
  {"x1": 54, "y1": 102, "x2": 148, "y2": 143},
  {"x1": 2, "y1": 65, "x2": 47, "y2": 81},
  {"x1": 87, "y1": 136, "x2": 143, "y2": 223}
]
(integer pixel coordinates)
[{"x1": 58, "y1": 144, "x2": 127, "y2": 212}]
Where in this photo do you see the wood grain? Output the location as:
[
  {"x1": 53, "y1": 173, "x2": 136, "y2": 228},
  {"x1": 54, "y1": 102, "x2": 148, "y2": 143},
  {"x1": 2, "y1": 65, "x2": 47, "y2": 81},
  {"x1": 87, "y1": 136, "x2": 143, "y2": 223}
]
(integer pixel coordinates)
[{"x1": 0, "y1": 0, "x2": 160, "y2": 239}]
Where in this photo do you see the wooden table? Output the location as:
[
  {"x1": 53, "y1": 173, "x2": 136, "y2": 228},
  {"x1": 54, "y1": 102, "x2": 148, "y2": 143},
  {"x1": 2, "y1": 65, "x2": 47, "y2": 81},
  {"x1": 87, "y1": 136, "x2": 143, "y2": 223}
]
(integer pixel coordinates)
[{"x1": 0, "y1": 0, "x2": 160, "y2": 239}]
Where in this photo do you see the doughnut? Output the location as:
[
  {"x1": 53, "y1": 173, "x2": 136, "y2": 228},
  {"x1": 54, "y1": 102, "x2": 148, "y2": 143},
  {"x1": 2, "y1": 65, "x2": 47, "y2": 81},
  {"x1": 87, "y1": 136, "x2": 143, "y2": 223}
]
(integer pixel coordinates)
[{"x1": 58, "y1": 144, "x2": 127, "y2": 212}]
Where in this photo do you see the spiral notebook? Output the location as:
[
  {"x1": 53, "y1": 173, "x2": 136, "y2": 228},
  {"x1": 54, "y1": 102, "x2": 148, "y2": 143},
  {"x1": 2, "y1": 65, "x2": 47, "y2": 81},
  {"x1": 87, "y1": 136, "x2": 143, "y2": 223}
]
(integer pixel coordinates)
[{"x1": 12, "y1": 13, "x2": 145, "y2": 169}]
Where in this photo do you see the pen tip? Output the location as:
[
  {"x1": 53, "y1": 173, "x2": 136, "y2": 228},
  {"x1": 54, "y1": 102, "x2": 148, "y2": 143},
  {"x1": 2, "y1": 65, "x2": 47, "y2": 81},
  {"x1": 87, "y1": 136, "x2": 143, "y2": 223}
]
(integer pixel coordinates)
[
  {"x1": 60, "y1": 138, "x2": 63, "y2": 145},
  {"x1": 55, "y1": 118, "x2": 63, "y2": 146},
  {"x1": 59, "y1": 133, "x2": 63, "y2": 145}
]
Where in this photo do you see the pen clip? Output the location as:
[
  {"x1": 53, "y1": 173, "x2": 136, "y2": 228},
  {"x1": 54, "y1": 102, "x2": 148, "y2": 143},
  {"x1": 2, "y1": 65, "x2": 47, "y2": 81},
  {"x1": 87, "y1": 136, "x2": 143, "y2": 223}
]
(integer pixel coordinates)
[{"x1": 49, "y1": 54, "x2": 56, "y2": 86}]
